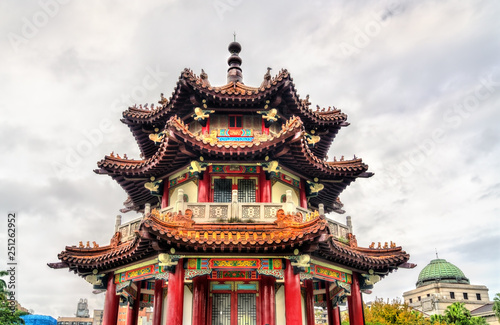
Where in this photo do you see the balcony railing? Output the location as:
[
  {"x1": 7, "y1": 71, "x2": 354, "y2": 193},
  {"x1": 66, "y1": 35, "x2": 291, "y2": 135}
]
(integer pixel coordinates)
[{"x1": 116, "y1": 189, "x2": 351, "y2": 241}]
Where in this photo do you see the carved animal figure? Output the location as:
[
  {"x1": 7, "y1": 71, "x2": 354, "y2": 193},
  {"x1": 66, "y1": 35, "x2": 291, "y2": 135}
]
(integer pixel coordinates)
[
  {"x1": 148, "y1": 132, "x2": 165, "y2": 145},
  {"x1": 257, "y1": 108, "x2": 279, "y2": 123},
  {"x1": 192, "y1": 107, "x2": 214, "y2": 121}
]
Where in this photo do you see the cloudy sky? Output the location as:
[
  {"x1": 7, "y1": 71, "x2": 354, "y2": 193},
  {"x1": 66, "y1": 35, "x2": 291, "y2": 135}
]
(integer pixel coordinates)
[{"x1": 0, "y1": 0, "x2": 499, "y2": 318}]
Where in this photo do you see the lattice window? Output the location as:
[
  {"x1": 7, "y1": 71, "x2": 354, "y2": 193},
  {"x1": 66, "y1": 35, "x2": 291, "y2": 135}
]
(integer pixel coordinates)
[
  {"x1": 212, "y1": 293, "x2": 231, "y2": 325},
  {"x1": 214, "y1": 179, "x2": 232, "y2": 203},
  {"x1": 237, "y1": 293, "x2": 256, "y2": 325},
  {"x1": 238, "y1": 179, "x2": 256, "y2": 203}
]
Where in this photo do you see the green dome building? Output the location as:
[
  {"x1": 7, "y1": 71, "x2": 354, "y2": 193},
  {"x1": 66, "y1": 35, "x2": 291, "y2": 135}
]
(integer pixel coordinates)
[
  {"x1": 416, "y1": 259, "x2": 470, "y2": 287},
  {"x1": 403, "y1": 258, "x2": 491, "y2": 317}
]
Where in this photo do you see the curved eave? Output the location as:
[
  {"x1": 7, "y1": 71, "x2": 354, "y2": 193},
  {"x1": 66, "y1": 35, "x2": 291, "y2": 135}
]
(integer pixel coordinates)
[
  {"x1": 279, "y1": 137, "x2": 370, "y2": 213},
  {"x1": 50, "y1": 215, "x2": 410, "y2": 276},
  {"x1": 96, "y1": 116, "x2": 370, "y2": 213},
  {"x1": 315, "y1": 239, "x2": 410, "y2": 273},
  {"x1": 122, "y1": 68, "x2": 349, "y2": 160},
  {"x1": 50, "y1": 237, "x2": 156, "y2": 274}
]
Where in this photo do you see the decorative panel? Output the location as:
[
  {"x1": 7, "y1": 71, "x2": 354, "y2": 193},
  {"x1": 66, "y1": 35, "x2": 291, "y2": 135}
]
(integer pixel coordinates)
[
  {"x1": 208, "y1": 205, "x2": 229, "y2": 218},
  {"x1": 187, "y1": 204, "x2": 206, "y2": 219},
  {"x1": 264, "y1": 205, "x2": 282, "y2": 218},
  {"x1": 241, "y1": 205, "x2": 259, "y2": 219}
]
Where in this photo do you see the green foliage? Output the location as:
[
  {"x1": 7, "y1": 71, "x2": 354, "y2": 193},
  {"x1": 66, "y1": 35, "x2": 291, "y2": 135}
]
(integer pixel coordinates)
[
  {"x1": 342, "y1": 299, "x2": 486, "y2": 325},
  {"x1": 439, "y1": 302, "x2": 486, "y2": 325},
  {"x1": 0, "y1": 270, "x2": 26, "y2": 325},
  {"x1": 469, "y1": 316, "x2": 487, "y2": 325},
  {"x1": 493, "y1": 293, "x2": 500, "y2": 320},
  {"x1": 444, "y1": 302, "x2": 471, "y2": 325},
  {"x1": 363, "y1": 298, "x2": 429, "y2": 325}
]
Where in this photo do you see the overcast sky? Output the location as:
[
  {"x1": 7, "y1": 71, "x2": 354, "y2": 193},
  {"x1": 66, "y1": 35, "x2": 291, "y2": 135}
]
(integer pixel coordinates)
[{"x1": 0, "y1": 0, "x2": 499, "y2": 318}]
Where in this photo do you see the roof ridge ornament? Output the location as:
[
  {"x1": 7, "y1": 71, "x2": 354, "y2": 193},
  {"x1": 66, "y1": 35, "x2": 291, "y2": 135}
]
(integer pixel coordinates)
[{"x1": 227, "y1": 39, "x2": 243, "y2": 84}]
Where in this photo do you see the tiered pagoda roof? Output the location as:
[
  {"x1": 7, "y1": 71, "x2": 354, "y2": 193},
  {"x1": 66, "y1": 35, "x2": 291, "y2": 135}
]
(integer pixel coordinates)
[
  {"x1": 49, "y1": 210, "x2": 410, "y2": 276},
  {"x1": 96, "y1": 114, "x2": 370, "y2": 213}
]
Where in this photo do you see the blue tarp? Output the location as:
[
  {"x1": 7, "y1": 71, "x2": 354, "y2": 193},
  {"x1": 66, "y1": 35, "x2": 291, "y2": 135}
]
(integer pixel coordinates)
[{"x1": 20, "y1": 315, "x2": 57, "y2": 325}]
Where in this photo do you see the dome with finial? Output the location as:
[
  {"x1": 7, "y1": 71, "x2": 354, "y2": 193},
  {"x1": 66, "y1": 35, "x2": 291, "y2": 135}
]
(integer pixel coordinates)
[{"x1": 416, "y1": 259, "x2": 470, "y2": 288}]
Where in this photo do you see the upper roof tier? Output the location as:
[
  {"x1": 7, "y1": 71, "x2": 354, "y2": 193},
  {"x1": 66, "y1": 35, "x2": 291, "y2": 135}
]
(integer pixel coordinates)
[
  {"x1": 95, "y1": 115, "x2": 372, "y2": 213},
  {"x1": 122, "y1": 68, "x2": 348, "y2": 160}
]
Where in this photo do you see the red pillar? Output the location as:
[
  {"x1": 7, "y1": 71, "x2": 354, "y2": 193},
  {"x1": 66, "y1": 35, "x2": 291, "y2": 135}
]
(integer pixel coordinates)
[
  {"x1": 299, "y1": 179, "x2": 308, "y2": 209},
  {"x1": 262, "y1": 119, "x2": 269, "y2": 135},
  {"x1": 284, "y1": 259, "x2": 303, "y2": 325},
  {"x1": 152, "y1": 279, "x2": 164, "y2": 325},
  {"x1": 325, "y1": 281, "x2": 334, "y2": 325},
  {"x1": 126, "y1": 281, "x2": 141, "y2": 325},
  {"x1": 165, "y1": 259, "x2": 185, "y2": 325},
  {"x1": 333, "y1": 307, "x2": 341, "y2": 325},
  {"x1": 192, "y1": 275, "x2": 208, "y2": 325},
  {"x1": 305, "y1": 280, "x2": 315, "y2": 325},
  {"x1": 198, "y1": 172, "x2": 210, "y2": 202},
  {"x1": 260, "y1": 169, "x2": 271, "y2": 203},
  {"x1": 261, "y1": 275, "x2": 276, "y2": 325},
  {"x1": 202, "y1": 118, "x2": 210, "y2": 135},
  {"x1": 102, "y1": 274, "x2": 119, "y2": 325},
  {"x1": 161, "y1": 182, "x2": 169, "y2": 208},
  {"x1": 347, "y1": 273, "x2": 365, "y2": 325}
]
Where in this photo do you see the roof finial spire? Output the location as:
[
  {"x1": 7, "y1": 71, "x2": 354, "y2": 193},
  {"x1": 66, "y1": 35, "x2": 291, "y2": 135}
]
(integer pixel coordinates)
[
  {"x1": 227, "y1": 37, "x2": 243, "y2": 84},
  {"x1": 233, "y1": 31, "x2": 236, "y2": 42},
  {"x1": 435, "y1": 248, "x2": 439, "y2": 259}
]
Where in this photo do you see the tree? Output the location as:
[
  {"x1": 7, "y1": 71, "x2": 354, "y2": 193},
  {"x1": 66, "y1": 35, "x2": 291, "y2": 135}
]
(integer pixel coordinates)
[
  {"x1": 442, "y1": 302, "x2": 486, "y2": 325},
  {"x1": 469, "y1": 316, "x2": 487, "y2": 325},
  {"x1": 493, "y1": 293, "x2": 500, "y2": 320},
  {"x1": 363, "y1": 298, "x2": 430, "y2": 325},
  {"x1": 444, "y1": 302, "x2": 471, "y2": 325},
  {"x1": 0, "y1": 270, "x2": 26, "y2": 325}
]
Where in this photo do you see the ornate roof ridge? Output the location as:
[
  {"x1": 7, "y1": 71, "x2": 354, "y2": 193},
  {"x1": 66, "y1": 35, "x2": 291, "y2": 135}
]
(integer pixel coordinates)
[{"x1": 301, "y1": 141, "x2": 368, "y2": 174}]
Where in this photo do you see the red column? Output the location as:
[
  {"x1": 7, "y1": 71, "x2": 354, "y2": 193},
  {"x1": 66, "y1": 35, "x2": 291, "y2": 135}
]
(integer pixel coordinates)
[
  {"x1": 102, "y1": 274, "x2": 119, "y2": 325},
  {"x1": 161, "y1": 182, "x2": 169, "y2": 208},
  {"x1": 333, "y1": 307, "x2": 341, "y2": 325},
  {"x1": 192, "y1": 275, "x2": 208, "y2": 325},
  {"x1": 198, "y1": 173, "x2": 210, "y2": 202},
  {"x1": 299, "y1": 179, "x2": 308, "y2": 209},
  {"x1": 347, "y1": 273, "x2": 365, "y2": 325},
  {"x1": 126, "y1": 281, "x2": 141, "y2": 325},
  {"x1": 284, "y1": 259, "x2": 303, "y2": 325},
  {"x1": 165, "y1": 260, "x2": 185, "y2": 325},
  {"x1": 152, "y1": 279, "x2": 164, "y2": 325},
  {"x1": 202, "y1": 118, "x2": 210, "y2": 135},
  {"x1": 260, "y1": 169, "x2": 271, "y2": 203},
  {"x1": 262, "y1": 119, "x2": 269, "y2": 135},
  {"x1": 261, "y1": 275, "x2": 276, "y2": 325},
  {"x1": 305, "y1": 280, "x2": 315, "y2": 325},
  {"x1": 325, "y1": 281, "x2": 334, "y2": 325}
]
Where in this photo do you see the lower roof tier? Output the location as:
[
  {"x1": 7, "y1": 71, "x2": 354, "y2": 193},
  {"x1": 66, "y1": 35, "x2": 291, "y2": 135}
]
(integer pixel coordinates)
[{"x1": 49, "y1": 208, "x2": 410, "y2": 277}]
